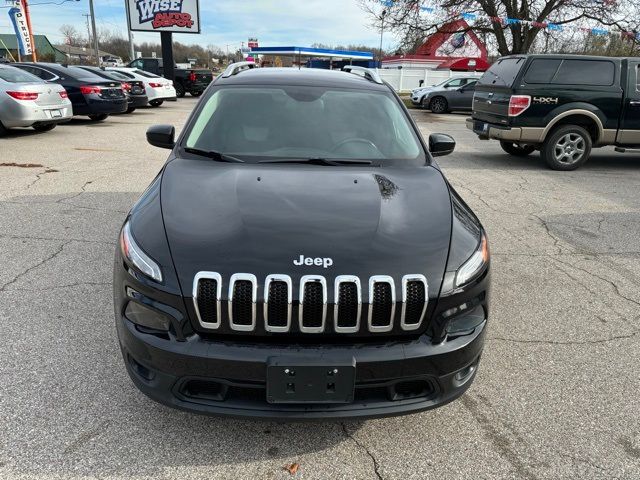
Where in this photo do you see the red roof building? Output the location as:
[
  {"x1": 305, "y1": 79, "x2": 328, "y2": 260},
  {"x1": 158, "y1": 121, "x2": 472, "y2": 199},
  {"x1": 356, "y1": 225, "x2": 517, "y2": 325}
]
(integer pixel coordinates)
[{"x1": 382, "y1": 19, "x2": 490, "y2": 71}]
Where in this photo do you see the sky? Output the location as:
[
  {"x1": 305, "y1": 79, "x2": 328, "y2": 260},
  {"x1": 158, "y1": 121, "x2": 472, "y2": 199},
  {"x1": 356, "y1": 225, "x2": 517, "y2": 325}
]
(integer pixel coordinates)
[{"x1": 0, "y1": 0, "x2": 395, "y2": 51}]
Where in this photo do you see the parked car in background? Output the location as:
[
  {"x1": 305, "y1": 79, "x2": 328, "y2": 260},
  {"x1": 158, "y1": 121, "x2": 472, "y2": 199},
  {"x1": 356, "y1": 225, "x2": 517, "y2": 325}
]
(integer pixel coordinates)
[
  {"x1": 411, "y1": 77, "x2": 479, "y2": 108},
  {"x1": 73, "y1": 66, "x2": 148, "y2": 113},
  {"x1": 0, "y1": 63, "x2": 72, "y2": 135},
  {"x1": 127, "y1": 57, "x2": 213, "y2": 97},
  {"x1": 420, "y1": 79, "x2": 478, "y2": 114},
  {"x1": 106, "y1": 67, "x2": 176, "y2": 107},
  {"x1": 468, "y1": 54, "x2": 640, "y2": 170},
  {"x1": 12, "y1": 62, "x2": 127, "y2": 121}
]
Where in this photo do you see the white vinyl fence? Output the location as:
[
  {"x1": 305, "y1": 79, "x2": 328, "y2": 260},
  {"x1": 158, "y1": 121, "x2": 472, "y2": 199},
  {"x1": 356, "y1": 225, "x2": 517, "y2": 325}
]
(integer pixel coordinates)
[{"x1": 378, "y1": 68, "x2": 483, "y2": 93}]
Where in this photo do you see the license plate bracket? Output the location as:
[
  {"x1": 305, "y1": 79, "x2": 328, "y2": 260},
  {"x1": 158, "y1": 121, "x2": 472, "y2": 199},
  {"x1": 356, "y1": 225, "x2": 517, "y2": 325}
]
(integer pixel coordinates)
[
  {"x1": 50, "y1": 109, "x2": 62, "y2": 118},
  {"x1": 266, "y1": 357, "x2": 356, "y2": 404}
]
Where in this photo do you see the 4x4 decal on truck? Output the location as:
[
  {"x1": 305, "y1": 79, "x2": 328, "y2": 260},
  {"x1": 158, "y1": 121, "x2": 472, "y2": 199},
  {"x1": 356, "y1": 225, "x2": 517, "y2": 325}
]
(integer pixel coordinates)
[{"x1": 533, "y1": 96, "x2": 559, "y2": 104}]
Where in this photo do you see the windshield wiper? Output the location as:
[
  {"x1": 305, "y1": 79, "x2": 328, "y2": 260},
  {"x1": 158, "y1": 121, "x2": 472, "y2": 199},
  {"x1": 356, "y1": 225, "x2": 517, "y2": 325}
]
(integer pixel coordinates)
[
  {"x1": 183, "y1": 147, "x2": 245, "y2": 163},
  {"x1": 258, "y1": 157, "x2": 372, "y2": 166}
]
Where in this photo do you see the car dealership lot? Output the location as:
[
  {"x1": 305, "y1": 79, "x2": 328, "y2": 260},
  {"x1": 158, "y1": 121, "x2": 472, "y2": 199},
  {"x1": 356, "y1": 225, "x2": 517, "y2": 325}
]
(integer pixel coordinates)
[{"x1": 1, "y1": 100, "x2": 639, "y2": 479}]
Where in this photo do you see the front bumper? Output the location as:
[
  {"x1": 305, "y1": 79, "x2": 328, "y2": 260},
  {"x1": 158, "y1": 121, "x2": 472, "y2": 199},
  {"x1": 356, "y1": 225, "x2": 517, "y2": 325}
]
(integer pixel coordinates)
[{"x1": 117, "y1": 312, "x2": 486, "y2": 419}]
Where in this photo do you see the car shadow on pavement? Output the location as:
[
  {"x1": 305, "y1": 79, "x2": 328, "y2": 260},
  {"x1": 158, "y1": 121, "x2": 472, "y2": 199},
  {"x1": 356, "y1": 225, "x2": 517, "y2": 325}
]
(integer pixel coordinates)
[{"x1": 1, "y1": 191, "x2": 365, "y2": 478}]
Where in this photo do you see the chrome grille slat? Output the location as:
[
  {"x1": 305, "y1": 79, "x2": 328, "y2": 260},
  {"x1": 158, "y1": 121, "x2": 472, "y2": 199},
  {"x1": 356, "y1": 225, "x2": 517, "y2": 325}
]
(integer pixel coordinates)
[
  {"x1": 401, "y1": 274, "x2": 428, "y2": 331},
  {"x1": 193, "y1": 271, "x2": 222, "y2": 329},
  {"x1": 228, "y1": 273, "x2": 257, "y2": 331},
  {"x1": 368, "y1": 275, "x2": 396, "y2": 333},
  {"x1": 334, "y1": 275, "x2": 362, "y2": 333},
  {"x1": 264, "y1": 274, "x2": 292, "y2": 332},
  {"x1": 193, "y1": 273, "x2": 426, "y2": 334},
  {"x1": 299, "y1": 275, "x2": 327, "y2": 333}
]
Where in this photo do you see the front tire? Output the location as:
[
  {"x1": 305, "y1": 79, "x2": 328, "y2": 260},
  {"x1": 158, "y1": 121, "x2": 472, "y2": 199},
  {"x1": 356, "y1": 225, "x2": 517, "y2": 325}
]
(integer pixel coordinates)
[
  {"x1": 33, "y1": 123, "x2": 56, "y2": 132},
  {"x1": 500, "y1": 141, "x2": 536, "y2": 157},
  {"x1": 541, "y1": 125, "x2": 592, "y2": 171},
  {"x1": 429, "y1": 96, "x2": 448, "y2": 114},
  {"x1": 149, "y1": 100, "x2": 163, "y2": 107},
  {"x1": 126, "y1": 107, "x2": 136, "y2": 114},
  {"x1": 175, "y1": 83, "x2": 185, "y2": 98},
  {"x1": 88, "y1": 114, "x2": 108, "y2": 122}
]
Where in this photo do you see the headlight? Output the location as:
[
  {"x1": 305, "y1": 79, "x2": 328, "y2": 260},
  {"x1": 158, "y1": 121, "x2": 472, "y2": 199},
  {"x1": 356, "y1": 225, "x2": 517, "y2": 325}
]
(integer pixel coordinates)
[
  {"x1": 119, "y1": 221, "x2": 163, "y2": 282},
  {"x1": 455, "y1": 233, "x2": 489, "y2": 288}
]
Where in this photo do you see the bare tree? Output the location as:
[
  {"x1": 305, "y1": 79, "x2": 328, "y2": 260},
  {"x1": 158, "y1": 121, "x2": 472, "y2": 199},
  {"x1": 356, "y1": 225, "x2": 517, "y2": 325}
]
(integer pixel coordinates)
[
  {"x1": 359, "y1": 0, "x2": 640, "y2": 56},
  {"x1": 59, "y1": 24, "x2": 84, "y2": 47}
]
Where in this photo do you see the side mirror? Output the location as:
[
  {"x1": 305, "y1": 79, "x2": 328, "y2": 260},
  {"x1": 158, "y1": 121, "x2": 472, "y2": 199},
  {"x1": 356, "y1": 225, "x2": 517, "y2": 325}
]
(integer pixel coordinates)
[
  {"x1": 429, "y1": 133, "x2": 456, "y2": 157},
  {"x1": 147, "y1": 124, "x2": 175, "y2": 149}
]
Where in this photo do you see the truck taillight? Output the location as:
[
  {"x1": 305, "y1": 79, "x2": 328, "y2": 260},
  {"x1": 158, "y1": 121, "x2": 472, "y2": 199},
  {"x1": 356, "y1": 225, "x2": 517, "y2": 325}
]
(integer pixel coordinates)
[
  {"x1": 6, "y1": 91, "x2": 39, "y2": 100},
  {"x1": 80, "y1": 85, "x2": 102, "y2": 95},
  {"x1": 189, "y1": 71, "x2": 196, "y2": 82},
  {"x1": 508, "y1": 95, "x2": 531, "y2": 117}
]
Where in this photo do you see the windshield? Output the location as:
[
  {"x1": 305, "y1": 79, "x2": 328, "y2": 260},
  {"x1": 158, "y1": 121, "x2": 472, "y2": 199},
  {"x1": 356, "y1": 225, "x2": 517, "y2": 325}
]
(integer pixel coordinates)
[
  {"x1": 184, "y1": 85, "x2": 423, "y2": 163},
  {"x1": 0, "y1": 66, "x2": 42, "y2": 83}
]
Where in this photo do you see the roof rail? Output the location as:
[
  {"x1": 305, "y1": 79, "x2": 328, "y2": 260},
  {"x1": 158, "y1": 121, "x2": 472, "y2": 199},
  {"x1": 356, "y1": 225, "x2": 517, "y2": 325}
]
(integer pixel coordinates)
[
  {"x1": 342, "y1": 65, "x2": 383, "y2": 84},
  {"x1": 221, "y1": 61, "x2": 258, "y2": 78}
]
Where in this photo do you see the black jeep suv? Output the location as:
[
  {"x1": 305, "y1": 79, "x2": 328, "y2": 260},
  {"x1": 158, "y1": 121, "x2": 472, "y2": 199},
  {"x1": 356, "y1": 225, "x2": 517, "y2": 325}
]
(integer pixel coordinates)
[
  {"x1": 114, "y1": 63, "x2": 490, "y2": 419},
  {"x1": 468, "y1": 54, "x2": 640, "y2": 170}
]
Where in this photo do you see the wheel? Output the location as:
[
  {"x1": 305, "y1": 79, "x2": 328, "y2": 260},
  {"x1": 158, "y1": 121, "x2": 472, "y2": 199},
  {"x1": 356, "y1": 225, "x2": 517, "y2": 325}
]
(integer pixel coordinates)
[
  {"x1": 175, "y1": 83, "x2": 185, "y2": 98},
  {"x1": 149, "y1": 100, "x2": 163, "y2": 107},
  {"x1": 429, "y1": 96, "x2": 448, "y2": 114},
  {"x1": 0, "y1": 121, "x2": 8, "y2": 136},
  {"x1": 500, "y1": 141, "x2": 536, "y2": 157},
  {"x1": 190, "y1": 90, "x2": 203, "y2": 97},
  {"x1": 33, "y1": 123, "x2": 56, "y2": 132},
  {"x1": 541, "y1": 125, "x2": 592, "y2": 171},
  {"x1": 88, "y1": 114, "x2": 108, "y2": 122},
  {"x1": 126, "y1": 107, "x2": 136, "y2": 114}
]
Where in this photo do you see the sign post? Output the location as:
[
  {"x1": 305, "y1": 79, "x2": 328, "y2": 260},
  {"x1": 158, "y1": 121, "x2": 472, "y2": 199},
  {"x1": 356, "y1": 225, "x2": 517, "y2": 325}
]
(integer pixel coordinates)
[{"x1": 125, "y1": 0, "x2": 201, "y2": 82}]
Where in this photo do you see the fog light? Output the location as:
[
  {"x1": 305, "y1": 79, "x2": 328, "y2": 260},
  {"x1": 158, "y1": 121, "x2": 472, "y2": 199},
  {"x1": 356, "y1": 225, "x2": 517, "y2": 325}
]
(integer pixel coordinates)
[
  {"x1": 453, "y1": 363, "x2": 476, "y2": 387},
  {"x1": 125, "y1": 301, "x2": 170, "y2": 331},
  {"x1": 445, "y1": 305, "x2": 485, "y2": 335}
]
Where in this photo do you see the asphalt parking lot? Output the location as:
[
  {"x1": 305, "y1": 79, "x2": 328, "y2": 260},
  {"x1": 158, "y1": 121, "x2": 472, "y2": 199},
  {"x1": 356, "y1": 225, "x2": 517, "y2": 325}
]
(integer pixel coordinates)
[{"x1": 1, "y1": 98, "x2": 639, "y2": 480}]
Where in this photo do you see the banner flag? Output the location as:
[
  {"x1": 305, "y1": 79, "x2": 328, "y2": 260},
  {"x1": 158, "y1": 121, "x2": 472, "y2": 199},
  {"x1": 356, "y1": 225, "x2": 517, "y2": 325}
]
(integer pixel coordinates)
[{"x1": 8, "y1": 1, "x2": 32, "y2": 56}]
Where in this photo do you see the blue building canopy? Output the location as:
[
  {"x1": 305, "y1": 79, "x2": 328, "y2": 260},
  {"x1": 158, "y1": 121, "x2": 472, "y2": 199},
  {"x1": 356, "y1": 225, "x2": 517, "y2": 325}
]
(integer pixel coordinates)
[{"x1": 249, "y1": 46, "x2": 373, "y2": 60}]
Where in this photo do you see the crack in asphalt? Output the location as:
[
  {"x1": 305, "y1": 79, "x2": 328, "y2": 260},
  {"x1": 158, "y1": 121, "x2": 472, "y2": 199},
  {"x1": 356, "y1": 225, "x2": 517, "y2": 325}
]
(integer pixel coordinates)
[
  {"x1": 0, "y1": 234, "x2": 114, "y2": 245},
  {"x1": 8, "y1": 281, "x2": 112, "y2": 292},
  {"x1": 0, "y1": 241, "x2": 71, "y2": 292},
  {"x1": 340, "y1": 423, "x2": 383, "y2": 480},
  {"x1": 63, "y1": 420, "x2": 111, "y2": 455},
  {"x1": 488, "y1": 330, "x2": 639, "y2": 346},
  {"x1": 461, "y1": 394, "x2": 538, "y2": 480}
]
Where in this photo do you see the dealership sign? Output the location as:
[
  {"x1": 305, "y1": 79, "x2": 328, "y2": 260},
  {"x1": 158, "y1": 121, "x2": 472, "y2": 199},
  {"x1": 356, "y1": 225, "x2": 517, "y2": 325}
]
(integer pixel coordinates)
[
  {"x1": 7, "y1": 0, "x2": 32, "y2": 55},
  {"x1": 126, "y1": 0, "x2": 200, "y2": 33}
]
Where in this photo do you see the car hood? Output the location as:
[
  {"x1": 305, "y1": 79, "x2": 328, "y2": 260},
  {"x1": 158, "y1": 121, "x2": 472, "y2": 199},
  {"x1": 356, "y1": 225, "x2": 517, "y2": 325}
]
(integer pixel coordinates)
[{"x1": 160, "y1": 158, "x2": 452, "y2": 299}]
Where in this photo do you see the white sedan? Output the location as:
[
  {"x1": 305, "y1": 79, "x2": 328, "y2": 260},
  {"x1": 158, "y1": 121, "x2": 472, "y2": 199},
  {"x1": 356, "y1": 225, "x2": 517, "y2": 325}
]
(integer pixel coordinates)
[
  {"x1": 106, "y1": 67, "x2": 176, "y2": 107},
  {"x1": 0, "y1": 64, "x2": 72, "y2": 135}
]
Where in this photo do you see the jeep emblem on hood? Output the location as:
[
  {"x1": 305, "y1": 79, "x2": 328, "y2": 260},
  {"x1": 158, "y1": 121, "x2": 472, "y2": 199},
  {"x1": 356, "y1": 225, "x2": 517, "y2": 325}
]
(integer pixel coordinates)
[{"x1": 293, "y1": 255, "x2": 333, "y2": 268}]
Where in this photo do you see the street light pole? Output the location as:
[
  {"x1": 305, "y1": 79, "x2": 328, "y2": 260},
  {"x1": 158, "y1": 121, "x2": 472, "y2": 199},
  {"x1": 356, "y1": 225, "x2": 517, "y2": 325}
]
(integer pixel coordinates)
[
  {"x1": 378, "y1": 9, "x2": 387, "y2": 68},
  {"x1": 88, "y1": 0, "x2": 99, "y2": 65}
]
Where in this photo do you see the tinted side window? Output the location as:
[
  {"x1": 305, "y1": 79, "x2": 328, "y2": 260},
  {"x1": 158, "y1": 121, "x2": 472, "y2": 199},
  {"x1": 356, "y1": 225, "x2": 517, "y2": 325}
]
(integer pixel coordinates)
[
  {"x1": 130, "y1": 59, "x2": 143, "y2": 69},
  {"x1": 636, "y1": 66, "x2": 639, "y2": 92},
  {"x1": 479, "y1": 57, "x2": 526, "y2": 87},
  {"x1": 446, "y1": 79, "x2": 463, "y2": 87},
  {"x1": 25, "y1": 67, "x2": 56, "y2": 80},
  {"x1": 552, "y1": 60, "x2": 615, "y2": 86},
  {"x1": 524, "y1": 59, "x2": 562, "y2": 84}
]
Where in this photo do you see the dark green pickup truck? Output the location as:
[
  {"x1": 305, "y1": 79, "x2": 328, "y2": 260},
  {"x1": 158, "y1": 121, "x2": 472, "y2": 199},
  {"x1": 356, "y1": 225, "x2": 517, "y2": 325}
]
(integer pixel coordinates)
[{"x1": 467, "y1": 54, "x2": 640, "y2": 170}]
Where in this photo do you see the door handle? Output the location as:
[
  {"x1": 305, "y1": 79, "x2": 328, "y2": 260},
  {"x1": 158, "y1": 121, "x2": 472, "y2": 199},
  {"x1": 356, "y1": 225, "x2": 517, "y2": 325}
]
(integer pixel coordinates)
[{"x1": 630, "y1": 101, "x2": 640, "y2": 107}]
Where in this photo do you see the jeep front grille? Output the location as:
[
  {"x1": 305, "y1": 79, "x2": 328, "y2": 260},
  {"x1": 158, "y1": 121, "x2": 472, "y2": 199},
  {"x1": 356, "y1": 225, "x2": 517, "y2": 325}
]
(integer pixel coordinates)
[{"x1": 193, "y1": 273, "x2": 428, "y2": 334}]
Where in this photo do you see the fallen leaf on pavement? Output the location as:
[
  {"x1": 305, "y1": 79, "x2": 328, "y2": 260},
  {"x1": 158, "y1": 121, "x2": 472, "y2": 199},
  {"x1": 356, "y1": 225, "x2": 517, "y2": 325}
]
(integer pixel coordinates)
[{"x1": 284, "y1": 463, "x2": 300, "y2": 475}]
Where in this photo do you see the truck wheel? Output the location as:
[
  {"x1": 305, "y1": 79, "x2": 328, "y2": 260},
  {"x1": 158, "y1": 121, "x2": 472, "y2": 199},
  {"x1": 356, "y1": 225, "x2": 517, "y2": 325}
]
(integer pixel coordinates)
[
  {"x1": 190, "y1": 90, "x2": 203, "y2": 97},
  {"x1": 175, "y1": 83, "x2": 185, "y2": 98},
  {"x1": 500, "y1": 141, "x2": 536, "y2": 157},
  {"x1": 430, "y1": 96, "x2": 448, "y2": 114},
  {"x1": 88, "y1": 114, "x2": 108, "y2": 122},
  {"x1": 542, "y1": 125, "x2": 592, "y2": 171}
]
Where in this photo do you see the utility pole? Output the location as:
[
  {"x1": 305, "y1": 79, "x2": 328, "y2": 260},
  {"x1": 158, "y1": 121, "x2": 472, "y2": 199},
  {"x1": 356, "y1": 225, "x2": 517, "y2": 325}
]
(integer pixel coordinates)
[
  {"x1": 88, "y1": 0, "x2": 99, "y2": 66},
  {"x1": 82, "y1": 13, "x2": 91, "y2": 47}
]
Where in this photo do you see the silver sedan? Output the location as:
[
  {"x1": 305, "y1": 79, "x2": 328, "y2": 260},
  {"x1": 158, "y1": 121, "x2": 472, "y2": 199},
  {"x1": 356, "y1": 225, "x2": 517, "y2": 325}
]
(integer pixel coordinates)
[{"x1": 0, "y1": 64, "x2": 72, "y2": 135}]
